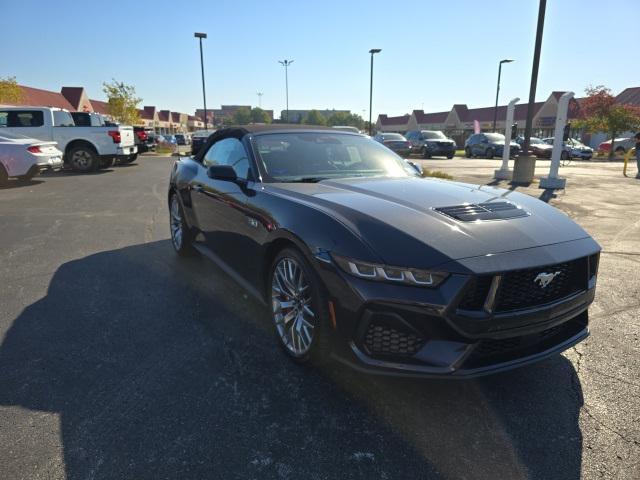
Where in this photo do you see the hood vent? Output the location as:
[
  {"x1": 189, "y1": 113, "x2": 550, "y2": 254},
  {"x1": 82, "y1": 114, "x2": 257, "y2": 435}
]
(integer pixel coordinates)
[{"x1": 434, "y1": 201, "x2": 528, "y2": 222}]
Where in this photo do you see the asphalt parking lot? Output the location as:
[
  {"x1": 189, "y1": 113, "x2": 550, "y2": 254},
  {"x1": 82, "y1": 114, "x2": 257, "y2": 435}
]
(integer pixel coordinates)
[{"x1": 0, "y1": 155, "x2": 638, "y2": 479}]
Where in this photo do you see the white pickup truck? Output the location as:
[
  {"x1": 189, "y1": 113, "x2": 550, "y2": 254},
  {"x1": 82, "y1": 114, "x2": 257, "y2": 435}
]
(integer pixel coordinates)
[{"x1": 0, "y1": 106, "x2": 137, "y2": 172}]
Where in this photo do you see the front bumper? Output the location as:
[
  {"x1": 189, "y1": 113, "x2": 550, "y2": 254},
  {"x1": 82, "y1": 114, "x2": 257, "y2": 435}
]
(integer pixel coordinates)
[
  {"x1": 425, "y1": 144, "x2": 456, "y2": 156},
  {"x1": 316, "y1": 238, "x2": 599, "y2": 378}
]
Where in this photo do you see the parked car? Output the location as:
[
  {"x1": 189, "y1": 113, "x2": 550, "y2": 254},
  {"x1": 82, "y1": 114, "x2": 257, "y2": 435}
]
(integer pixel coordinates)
[
  {"x1": 597, "y1": 137, "x2": 634, "y2": 155},
  {"x1": 464, "y1": 132, "x2": 520, "y2": 159},
  {"x1": 168, "y1": 125, "x2": 600, "y2": 378},
  {"x1": 174, "y1": 133, "x2": 190, "y2": 145},
  {"x1": 191, "y1": 129, "x2": 216, "y2": 155},
  {"x1": 162, "y1": 135, "x2": 177, "y2": 145},
  {"x1": 0, "y1": 107, "x2": 137, "y2": 172},
  {"x1": 543, "y1": 137, "x2": 593, "y2": 160},
  {"x1": 373, "y1": 132, "x2": 412, "y2": 157},
  {"x1": 0, "y1": 131, "x2": 63, "y2": 185},
  {"x1": 405, "y1": 130, "x2": 456, "y2": 159},
  {"x1": 515, "y1": 136, "x2": 553, "y2": 158},
  {"x1": 133, "y1": 126, "x2": 155, "y2": 153}
]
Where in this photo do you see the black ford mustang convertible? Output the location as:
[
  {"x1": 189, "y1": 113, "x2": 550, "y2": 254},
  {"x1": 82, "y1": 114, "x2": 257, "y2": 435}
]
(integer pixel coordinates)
[{"x1": 168, "y1": 125, "x2": 600, "y2": 378}]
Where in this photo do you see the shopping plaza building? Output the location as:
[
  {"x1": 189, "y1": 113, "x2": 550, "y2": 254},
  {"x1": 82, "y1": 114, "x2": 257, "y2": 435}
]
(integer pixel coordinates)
[{"x1": 376, "y1": 87, "x2": 640, "y2": 147}]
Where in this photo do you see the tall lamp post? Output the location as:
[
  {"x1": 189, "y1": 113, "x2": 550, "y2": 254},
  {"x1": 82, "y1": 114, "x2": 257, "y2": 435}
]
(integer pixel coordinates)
[
  {"x1": 368, "y1": 48, "x2": 381, "y2": 136},
  {"x1": 256, "y1": 92, "x2": 263, "y2": 108},
  {"x1": 522, "y1": 0, "x2": 547, "y2": 154},
  {"x1": 278, "y1": 59, "x2": 294, "y2": 122},
  {"x1": 194, "y1": 32, "x2": 208, "y2": 129},
  {"x1": 493, "y1": 59, "x2": 514, "y2": 132}
]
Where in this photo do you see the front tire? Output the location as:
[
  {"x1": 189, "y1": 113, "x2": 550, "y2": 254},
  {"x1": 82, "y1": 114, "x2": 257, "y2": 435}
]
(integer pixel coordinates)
[
  {"x1": 464, "y1": 147, "x2": 472, "y2": 158},
  {"x1": 269, "y1": 248, "x2": 331, "y2": 364},
  {"x1": 169, "y1": 193, "x2": 193, "y2": 255},
  {"x1": 421, "y1": 147, "x2": 431, "y2": 159},
  {"x1": 485, "y1": 147, "x2": 494, "y2": 159}
]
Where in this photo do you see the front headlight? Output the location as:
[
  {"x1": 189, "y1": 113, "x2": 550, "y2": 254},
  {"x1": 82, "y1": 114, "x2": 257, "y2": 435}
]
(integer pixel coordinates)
[{"x1": 332, "y1": 254, "x2": 449, "y2": 287}]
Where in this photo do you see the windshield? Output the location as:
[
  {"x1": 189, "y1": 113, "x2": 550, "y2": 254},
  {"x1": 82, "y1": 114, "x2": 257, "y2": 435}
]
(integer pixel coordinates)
[
  {"x1": 253, "y1": 132, "x2": 409, "y2": 182},
  {"x1": 485, "y1": 133, "x2": 505, "y2": 142},
  {"x1": 422, "y1": 131, "x2": 446, "y2": 140},
  {"x1": 529, "y1": 137, "x2": 545, "y2": 145}
]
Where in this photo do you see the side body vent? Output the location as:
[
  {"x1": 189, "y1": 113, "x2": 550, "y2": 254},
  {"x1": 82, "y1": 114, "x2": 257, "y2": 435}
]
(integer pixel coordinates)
[{"x1": 434, "y1": 201, "x2": 528, "y2": 222}]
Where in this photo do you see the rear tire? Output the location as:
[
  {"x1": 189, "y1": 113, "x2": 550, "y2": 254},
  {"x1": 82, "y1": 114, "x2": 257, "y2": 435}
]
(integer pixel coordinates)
[
  {"x1": 560, "y1": 150, "x2": 569, "y2": 160},
  {"x1": 421, "y1": 147, "x2": 431, "y2": 159},
  {"x1": 269, "y1": 247, "x2": 331, "y2": 365},
  {"x1": 119, "y1": 153, "x2": 138, "y2": 165},
  {"x1": 464, "y1": 147, "x2": 472, "y2": 158},
  {"x1": 447, "y1": 154, "x2": 454, "y2": 159},
  {"x1": 68, "y1": 145, "x2": 99, "y2": 172}
]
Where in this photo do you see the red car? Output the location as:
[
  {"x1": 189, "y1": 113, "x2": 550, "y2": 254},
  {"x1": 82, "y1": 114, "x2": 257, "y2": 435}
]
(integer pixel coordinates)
[{"x1": 598, "y1": 137, "x2": 634, "y2": 155}]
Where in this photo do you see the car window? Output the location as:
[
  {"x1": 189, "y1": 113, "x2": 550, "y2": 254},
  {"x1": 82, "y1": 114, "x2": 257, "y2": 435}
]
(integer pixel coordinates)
[
  {"x1": 422, "y1": 131, "x2": 446, "y2": 140},
  {"x1": 53, "y1": 110, "x2": 75, "y2": 127},
  {"x1": 203, "y1": 137, "x2": 251, "y2": 180},
  {"x1": 0, "y1": 110, "x2": 45, "y2": 127}
]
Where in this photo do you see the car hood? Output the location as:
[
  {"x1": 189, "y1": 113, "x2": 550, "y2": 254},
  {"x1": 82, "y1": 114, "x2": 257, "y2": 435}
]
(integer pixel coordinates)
[{"x1": 268, "y1": 176, "x2": 590, "y2": 269}]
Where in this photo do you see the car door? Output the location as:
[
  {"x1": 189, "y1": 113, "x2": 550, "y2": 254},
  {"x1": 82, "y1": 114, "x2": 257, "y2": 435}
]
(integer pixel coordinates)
[{"x1": 190, "y1": 136, "x2": 257, "y2": 279}]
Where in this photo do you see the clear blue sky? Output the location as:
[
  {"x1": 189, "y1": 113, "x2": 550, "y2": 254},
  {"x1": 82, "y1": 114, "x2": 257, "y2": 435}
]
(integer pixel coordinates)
[{"x1": 2, "y1": 0, "x2": 638, "y2": 120}]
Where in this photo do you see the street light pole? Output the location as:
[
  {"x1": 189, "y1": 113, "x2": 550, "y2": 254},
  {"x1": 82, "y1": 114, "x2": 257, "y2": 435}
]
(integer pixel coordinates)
[
  {"x1": 257, "y1": 92, "x2": 263, "y2": 108},
  {"x1": 278, "y1": 60, "x2": 294, "y2": 122},
  {"x1": 368, "y1": 48, "x2": 381, "y2": 136},
  {"x1": 493, "y1": 59, "x2": 514, "y2": 132},
  {"x1": 522, "y1": 0, "x2": 547, "y2": 154},
  {"x1": 194, "y1": 32, "x2": 208, "y2": 130}
]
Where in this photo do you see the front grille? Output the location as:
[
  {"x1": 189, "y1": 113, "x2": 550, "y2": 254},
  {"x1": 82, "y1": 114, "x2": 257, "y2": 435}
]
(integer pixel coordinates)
[
  {"x1": 435, "y1": 202, "x2": 528, "y2": 222},
  {"x1": 494, "y1": 259, "x2": 586, "y2": 312},
  {"x1": 363, "y1": 322, "x2": 424, "y2": 356},
  {"x1": 457, "y1": 257, "x2": 588, "y2": 313}
]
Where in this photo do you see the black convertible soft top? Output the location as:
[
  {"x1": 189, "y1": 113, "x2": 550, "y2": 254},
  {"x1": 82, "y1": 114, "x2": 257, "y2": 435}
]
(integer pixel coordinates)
[{"x1": 193, "y1": 124, "x2": 350, "y2": 162}]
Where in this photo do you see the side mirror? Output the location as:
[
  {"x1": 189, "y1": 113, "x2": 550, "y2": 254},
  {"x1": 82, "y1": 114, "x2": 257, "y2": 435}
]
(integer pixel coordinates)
[{"x1": 207, "y1": 165, "x2": 237, "y2": 182}]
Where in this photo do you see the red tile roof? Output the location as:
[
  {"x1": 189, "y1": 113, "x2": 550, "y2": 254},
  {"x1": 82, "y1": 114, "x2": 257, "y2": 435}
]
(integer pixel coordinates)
[
  {"x1": 16, "y1": 85, "x2": 74, "y2": 110},
  {"x1": 60, "y1": 87, "x2": 86, "y2": 110},
  {"x1": 378, "y1": 114, "x2": 410, "y2": 126},
  {"x1": 89, "y1": 99, "x2": 110, "y2": 115},
  {"x1": 414, "y1": 109, "x2": 448, "y2": 124},
  {"x1": 171, "y1": 112, "x2": 181, "y2": 122},
  {"x1": 158, "y1": 110, "x2": 170, "y2": 122},
  {"x1": 141, "y1": 106, "x2": 156, "y2": 120},
  {"x1": 616, "y1": 87, "x2": 640, "y2": 106}
]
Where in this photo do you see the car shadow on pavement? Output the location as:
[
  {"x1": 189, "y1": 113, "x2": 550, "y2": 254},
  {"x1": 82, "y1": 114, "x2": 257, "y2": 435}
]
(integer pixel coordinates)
[
  {"x1": 0, "y1": 179, "x2": 44, "y2": 189},
  {"x1": 0, "y1": 240, "x2": 583, "y2": 480}
]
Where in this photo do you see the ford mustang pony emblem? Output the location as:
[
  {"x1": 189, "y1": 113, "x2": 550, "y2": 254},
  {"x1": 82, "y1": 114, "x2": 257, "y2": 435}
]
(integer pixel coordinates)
[{"x1": 534, "y1": 271, "x2": 561, "y2": 288}]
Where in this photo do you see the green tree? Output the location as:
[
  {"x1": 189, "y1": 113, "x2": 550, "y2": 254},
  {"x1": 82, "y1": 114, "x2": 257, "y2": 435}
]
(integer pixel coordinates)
[
  {"x1": 302, "y1": 110, "x2": 327, "y2": 126},
  {"x1": 102, "y1": 79, "x2": 142, "y2": 125},
  {"x1": 327, "y1": 111, "x2": 364, "y2": 130},
  {"x1": 250, "y1": 107, "x2": 271, "y2": 124},
  {"x1": 231, "y1": 107, "x2": 252, "y2": 124},
  {"x1": 575, "y1": 85, "x2": 640, "y2": 159},
  {"x1": 0, "y1": 76, "x2": 23, "y2": 104}
]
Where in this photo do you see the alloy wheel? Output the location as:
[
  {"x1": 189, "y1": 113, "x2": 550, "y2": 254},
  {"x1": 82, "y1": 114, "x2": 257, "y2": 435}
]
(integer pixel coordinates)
[
  {"x1": 271, "y1": 257, "x2": 315, "y2": 356},
  {"x1": 72, "y1": 150, "x2": 91, "y2": 169},
  {"x1": 170, "y1": 195, "x2": 183, "y2": 250}
]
